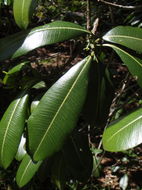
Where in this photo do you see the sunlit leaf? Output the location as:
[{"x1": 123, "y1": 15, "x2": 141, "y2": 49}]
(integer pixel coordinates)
[
  {"x1": 27, "y1": 56, "x2": 92, "y2": 161},
  {"x1": 103, "y1": 26, "x2": 142, "y2": 53},
  {"x1": 0, "y1": 91, "x2": 29, "y2": 168},
  {"x1": 0, "y1": 21, "x2": 89, "y2": 61},
  {"x1": 103, "y1": 44, "x2": 142, "y2": 88},
  {"x1": 103, "y1": 107, "x2": 142, "y2": 152},
  {"x1": 15, "y1": 135, "x2": 26, "y2": 161}
]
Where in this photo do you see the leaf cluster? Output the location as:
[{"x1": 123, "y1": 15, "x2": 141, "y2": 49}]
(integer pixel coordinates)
[{"x1": 0, "y1": 0, "x2": 142, "y2": 190}]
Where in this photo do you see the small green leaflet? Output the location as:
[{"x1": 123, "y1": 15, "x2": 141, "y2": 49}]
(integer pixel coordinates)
[
  {"x1": 0, "y1": 0, "x2": 12, "y2": 6},
  {"x1": 0, "y1": 21, "x2": 90, "y2": 61},
  {"x1": 16, "y1": 154, "x2": 42, "y2": 187},
  {"x1": 103, "y1": 26, "x2": 142, "y2": 53},
  {"x1": 3, "y1": 61, "x2": 29, "y2": 86},
  {"x1": 27, "y1": 56, "x2": 92, "y2": 161},
  {"x1": 103, "y1": 44, "x2": 142, "y2": 88},
  {"x1": 13, "y1": 0, "x2": 37, "y2": 29},
  {"x1": 103, "y1": 107, "x2": 142, "y2": 152}
]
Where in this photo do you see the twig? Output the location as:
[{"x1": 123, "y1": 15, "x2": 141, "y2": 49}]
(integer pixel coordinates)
[
  {"x1": 98, "y1": 0, "x2": 142, "y2": 10},
  {"x1": 95, "y1": 74, "x2": 130, "y2": 151},
  {"x1": 86, "y1": 0, "x2": 91, "y2": 30},
  {"x1": 108, "y1": 74, "x2": 130, "y2": 120}
]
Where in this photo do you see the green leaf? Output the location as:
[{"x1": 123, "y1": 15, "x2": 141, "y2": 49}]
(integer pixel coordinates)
[
  {"x1": 13, "y1": 0, "x2": 37, "y2": 29},
  {"x1": 27, "y1": 56, "x2": 92, "y2": 161},
  {"x1": 103, "y1": 107, "x2": 142, "y2": 152},
  {"x1": 16, "y1": 154, "x2": 42, "y2": 188},
  {"x1": 0, "y1": 91, "x2": 29, "y2": 168},
  {"x1": 103, "y1": 26, "x2": 142, "y2": 53},
  {"x1": 32, "y1": 81, "x2": 46, "y2": 89},
  {"x1": 3, "y1": 61, "x2": 29, "y2": 86},
  {"x1": 0, "y1": 21, "x2": 89, "y2": 61},
  {"x1": 103, "y1": 44, "x2": 142, "y2": 88},
  {"x1": 63, "y1": 134, "x2": 93, "y2": 182}
]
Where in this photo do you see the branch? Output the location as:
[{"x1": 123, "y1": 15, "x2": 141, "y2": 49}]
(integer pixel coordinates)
[
  {"x1": 86, "y1": 0, "x2": 91, "y2": 30},
  {"x1": 98, "y1": 0, "x2": 142, "y2": 10}
]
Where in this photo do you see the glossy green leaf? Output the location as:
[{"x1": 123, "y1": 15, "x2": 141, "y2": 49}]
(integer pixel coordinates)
[
  {"x1": 0, "y1": 21, "x2": 89, "y2": 61},
  {"x1": 13, "y1": 0, "x2": 37, "y2": 29},
  {"x1": 0, "y1": 92, "x2": 29, "y2": 168},
  {"x1": 103, "y1": 26, "x2": 142, "y2": 53},
  {"x1": 27, "y1": 56, "x2": 92, "y2": 161},
  {"x1": 103, "y1": 107, "x2": 142, "y2": 152},
  {"x1": 103, "y1": 44, "x2": 142, "y2": 87},
  {"x1": 63, "y1": 134, "x2": 93, "y2": 182},
  {"x1": 16, "y1": 154, "x2": 42, "y2": 188}
]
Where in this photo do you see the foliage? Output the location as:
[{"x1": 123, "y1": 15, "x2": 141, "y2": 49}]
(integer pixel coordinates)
[{"x1": 0, "y1": 0, "x2": 142, "y2": 189}]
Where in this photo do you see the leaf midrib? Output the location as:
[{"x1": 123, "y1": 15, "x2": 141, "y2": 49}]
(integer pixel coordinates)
[
  {"x1": 21, "y1": 0, "x2": 25, "y2": 26},
  {"x1": 1, "y1": 98, "x2": 21, "y2": 163},
  {"x1": 29, "y1": 26, "x2": 89, "y2": 35},
  {"x1": 19, "y1": 159, "x2": 32, "y2": 185},
  {"x1": 0, "y1": 26, "x2": 89, "y2": 56},
  {"x1": 33, "y1": 56, "x2": 91, "y2": 158},
  {"x1": 104, "y1": 35, "x2": 142, "y2": 42},
  {"x1": 106, "y1": 115, "x2": 142, "y2": 143}
]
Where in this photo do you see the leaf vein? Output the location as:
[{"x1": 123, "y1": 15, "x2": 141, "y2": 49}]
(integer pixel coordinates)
[{"x1": 34, "y1": 56, "x2": 91, "y2": 158}]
